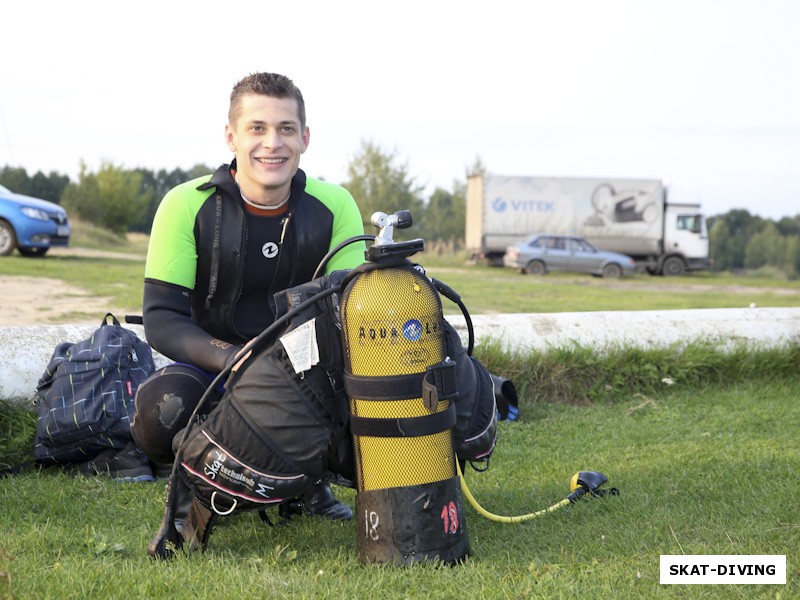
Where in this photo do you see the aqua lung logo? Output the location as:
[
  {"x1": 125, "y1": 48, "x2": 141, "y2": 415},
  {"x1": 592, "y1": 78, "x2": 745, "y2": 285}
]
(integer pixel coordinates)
[
  {"x1": 357, "y1": 318, "x2": 439, "y2": 346},
  {"x1": 358, "y1": 323, "x2": 401, "y2": 345},
  {"x1": 402, "y1": 319, "x2": 423, "y2": 341}
]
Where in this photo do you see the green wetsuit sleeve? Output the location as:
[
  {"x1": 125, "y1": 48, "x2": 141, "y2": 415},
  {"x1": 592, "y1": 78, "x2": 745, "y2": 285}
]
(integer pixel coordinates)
[
  {"x1": 305, "y1": 178, "x2": 366, "y2": 273},
  {"x1": 144, "y1": 177, "x2": 212, "y2": 289}
]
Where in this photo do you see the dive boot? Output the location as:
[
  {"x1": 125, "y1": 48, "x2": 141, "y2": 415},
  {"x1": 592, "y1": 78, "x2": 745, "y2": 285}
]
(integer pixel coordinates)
[{"x1": 303, "y1": 480, "x2": 353, "y2": 521}]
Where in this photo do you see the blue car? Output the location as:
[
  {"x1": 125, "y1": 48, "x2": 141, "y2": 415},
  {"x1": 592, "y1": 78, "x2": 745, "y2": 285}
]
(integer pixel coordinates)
[{"x1": 0, "y1": 183, "x2": 70, "y2": 256}]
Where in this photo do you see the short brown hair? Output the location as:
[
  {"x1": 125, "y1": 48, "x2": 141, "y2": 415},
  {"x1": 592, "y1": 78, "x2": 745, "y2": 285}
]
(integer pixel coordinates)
[{"x1": 228, "y1": 72, "x2": 306, "y2": 128}]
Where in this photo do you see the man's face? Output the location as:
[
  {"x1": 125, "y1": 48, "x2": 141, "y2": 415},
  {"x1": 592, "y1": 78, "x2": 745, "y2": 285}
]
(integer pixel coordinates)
[{"x1": 225, "y1": 93, "x2": 309, "y2": 203}]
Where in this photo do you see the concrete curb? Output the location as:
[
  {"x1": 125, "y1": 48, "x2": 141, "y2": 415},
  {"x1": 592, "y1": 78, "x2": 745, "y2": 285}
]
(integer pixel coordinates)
[
  {"x1": 2, "y1": 307, "x2": 798, "y2": 405},
  {"x1": 446, "y1": 307, "x2": 800, "y2": 353},
  {"x1": 1, "y1": 324, "x2": 171, "y2": 406}
]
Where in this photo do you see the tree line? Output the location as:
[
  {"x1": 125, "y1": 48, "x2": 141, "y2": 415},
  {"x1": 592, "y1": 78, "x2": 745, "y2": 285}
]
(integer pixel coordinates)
[{"x1": 2, "y1": 142, "x2": 799, "y2": 277}]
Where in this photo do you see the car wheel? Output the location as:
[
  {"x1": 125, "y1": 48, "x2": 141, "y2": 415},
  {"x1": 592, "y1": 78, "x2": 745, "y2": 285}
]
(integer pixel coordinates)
[
  {"x1": 18, "y1": 246, "x2": 49, "y2": 257},
  {"x1": 661, "y1": 256, "x2": 686, "y2": 276},
  {"x1": 0, "y1": 220, "x2": 17, "y2": 256},
  {"x1": 525, "y1": 260, "x2": 546, "y2": 275},
  {"x1": 602, "y1": 263, "x2": 622, "y2": 279}
]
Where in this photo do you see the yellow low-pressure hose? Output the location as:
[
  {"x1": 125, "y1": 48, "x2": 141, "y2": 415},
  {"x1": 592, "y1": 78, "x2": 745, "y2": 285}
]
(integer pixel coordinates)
[{"x1": 456, "y1": 460, "x2": 572, "y2": 524}]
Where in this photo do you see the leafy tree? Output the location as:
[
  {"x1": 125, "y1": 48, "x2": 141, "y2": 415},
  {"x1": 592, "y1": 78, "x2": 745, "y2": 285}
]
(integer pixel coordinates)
[
  {"x1": 418, "y1": 184, "x2": 466, "y2": 245},
  {"x1": 0, "y1": 166, "x2": 69, "y2": 203},
  {"x1": 708, "y1": 218, "x2": 734, "y2": 271},
  {"x1": 343, "y1": 140, "x2": 424, "y2": 238},
  {"x1": 132, "y1": 164, "x2": 213, "y2": 232},
  {"x1": 784, "y1": 235, "x2": 800, "y2": 279},
  {"x1": 744, "y1": 222, "x2": 784, "y2": 270},
  {"x1": 61, "y1": 162, "x2": 152, "y2": 235},
  {"x1": 776, "y1": 215, "x2": 800, "y2": 237},
  {"x1": 466, "y1": 154, "x2": 487, "y2": 177},
  {"x1": 30, "y1": 171, "x2": 70, "y2": 202},
  {"x1": 708, "y1": 209, "x2": 766, "y2": 270},
  {"x1": 0, "y1": 166, "x2": 30, "y2": 194}
]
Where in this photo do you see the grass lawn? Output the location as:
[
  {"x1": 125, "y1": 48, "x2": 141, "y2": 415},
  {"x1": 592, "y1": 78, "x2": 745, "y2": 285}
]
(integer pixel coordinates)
[{"x1": 2, "y1": 379, "x2": 797, "y2": 598}]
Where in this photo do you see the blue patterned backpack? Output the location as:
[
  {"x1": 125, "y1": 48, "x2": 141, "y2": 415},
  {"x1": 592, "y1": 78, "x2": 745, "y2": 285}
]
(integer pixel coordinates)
[{"x1": 34, "y1": 314, "x2": 155, "y2": 464}]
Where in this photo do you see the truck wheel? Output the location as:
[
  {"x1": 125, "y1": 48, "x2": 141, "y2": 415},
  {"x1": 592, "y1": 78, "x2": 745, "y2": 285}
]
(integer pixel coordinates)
[
  {"x1": 0, "y1": 220, "x2": 17, "y2": 256},
  {"x1": 602, "y1": 263, "x2": 622, "y2": 279},
  {"x1": 661, "y1": 256, "x2": 686, "y2": 276},
  {"x1": 526, "y1": 260, "x2": 546, "y2": 275}
]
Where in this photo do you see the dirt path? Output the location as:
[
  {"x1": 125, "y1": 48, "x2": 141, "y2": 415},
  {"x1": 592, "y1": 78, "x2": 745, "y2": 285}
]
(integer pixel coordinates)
[
  {"x1": 0, "y1": 246, "x2": 140, "y2": 327},
  {"x1": 0, "y1": 276, "x2": 116, "y2": 326}
]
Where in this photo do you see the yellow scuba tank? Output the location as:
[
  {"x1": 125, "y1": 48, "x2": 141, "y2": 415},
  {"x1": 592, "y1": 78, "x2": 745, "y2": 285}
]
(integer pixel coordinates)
[{"x1": 339, "y1": 211, "x2": 469, "y2": 565}]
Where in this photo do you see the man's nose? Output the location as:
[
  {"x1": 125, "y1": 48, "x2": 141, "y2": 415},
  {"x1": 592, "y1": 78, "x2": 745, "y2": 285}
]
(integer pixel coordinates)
[{"x1": 262, "y1": 128, "x2": 282, "y2": 148}]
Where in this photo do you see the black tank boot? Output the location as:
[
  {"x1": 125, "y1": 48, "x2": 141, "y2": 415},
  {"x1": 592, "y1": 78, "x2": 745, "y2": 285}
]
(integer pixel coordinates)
[{"x1": 303, "y1": 480, "x2": 353, "y2": 521}]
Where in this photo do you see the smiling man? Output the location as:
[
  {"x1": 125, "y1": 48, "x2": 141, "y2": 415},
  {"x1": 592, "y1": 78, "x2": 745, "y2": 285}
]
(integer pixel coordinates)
[{"x1": 132, "y1": 73, "x2": 365, "y2": 528}]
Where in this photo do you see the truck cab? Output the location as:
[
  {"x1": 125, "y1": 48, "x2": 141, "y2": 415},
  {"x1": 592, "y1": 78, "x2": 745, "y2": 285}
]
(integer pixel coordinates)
[{"x1": 656, "y1": 204, "x2": 709, "y2": 275}]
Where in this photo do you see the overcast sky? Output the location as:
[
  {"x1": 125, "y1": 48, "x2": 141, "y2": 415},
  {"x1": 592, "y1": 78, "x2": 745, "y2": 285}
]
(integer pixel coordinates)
[{"x1": 2, "y1": 0, "x2": 798, "y2": 220}]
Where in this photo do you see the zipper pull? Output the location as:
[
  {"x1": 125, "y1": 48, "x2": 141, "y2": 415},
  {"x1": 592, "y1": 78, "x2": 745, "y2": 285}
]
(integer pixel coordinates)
[{"x1": 280, "y1": 212, "x2": 293, "y2": 244}]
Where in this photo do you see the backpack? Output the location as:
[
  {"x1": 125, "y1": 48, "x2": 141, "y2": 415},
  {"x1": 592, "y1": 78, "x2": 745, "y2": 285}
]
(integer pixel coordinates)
[{"x1": 34, "y1": 313, "x2": 156, "y2": 465}]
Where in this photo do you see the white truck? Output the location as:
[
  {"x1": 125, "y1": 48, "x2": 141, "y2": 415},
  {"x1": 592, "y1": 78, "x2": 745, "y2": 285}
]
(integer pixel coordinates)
[{"x1": 465, "y1": 173, "x2": 710, "y2": 275}]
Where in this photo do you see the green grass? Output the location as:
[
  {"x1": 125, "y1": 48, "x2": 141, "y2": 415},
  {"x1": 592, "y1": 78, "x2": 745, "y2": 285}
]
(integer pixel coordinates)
[
  {"x1": 423, "y1": 263, "x2": 800, "y2": 315},
  {"x1": 2, "y1": 226, "x2": 798, "y2": 597},
  {"x1": 2, "y1": 378, "x2": 797, "y2": 598}
]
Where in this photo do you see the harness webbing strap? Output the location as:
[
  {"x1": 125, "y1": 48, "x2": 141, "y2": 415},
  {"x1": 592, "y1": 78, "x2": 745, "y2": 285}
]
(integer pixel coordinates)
[
  {"x1": 344, "y1": 371, "x2": 424, "y2": 401},
  {"x1": 349, "y1": 403, "x2": 456, "y2": 438},
  {"x1": 344, "y1": 358, "x2": 458, "y2": 402}
]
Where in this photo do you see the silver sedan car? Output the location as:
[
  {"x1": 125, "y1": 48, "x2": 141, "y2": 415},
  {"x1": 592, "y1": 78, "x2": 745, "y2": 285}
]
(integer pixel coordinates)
[{"x1": 503, "y1": 233, "x2": 637, "y2": 278}]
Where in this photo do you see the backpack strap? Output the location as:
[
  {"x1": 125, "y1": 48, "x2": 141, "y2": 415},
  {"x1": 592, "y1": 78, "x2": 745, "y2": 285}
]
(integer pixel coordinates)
[
  {"x1": 102, "y1": 313, "x2": 122, "y2": 327},
  {"x1": 0, "y1": 460, "x2": 43, "y2": 478}
]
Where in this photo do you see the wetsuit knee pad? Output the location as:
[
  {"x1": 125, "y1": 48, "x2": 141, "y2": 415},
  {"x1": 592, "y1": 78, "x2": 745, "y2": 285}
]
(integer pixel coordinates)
[{"x1": 131, "y1": 364, "x2": 213, "y2": 464}]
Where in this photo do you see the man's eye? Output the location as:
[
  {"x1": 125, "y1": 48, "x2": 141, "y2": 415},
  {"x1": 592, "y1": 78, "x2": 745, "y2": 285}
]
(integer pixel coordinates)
[{"x1": 281, "y1": 126, "x2": 296, "y2": 134}]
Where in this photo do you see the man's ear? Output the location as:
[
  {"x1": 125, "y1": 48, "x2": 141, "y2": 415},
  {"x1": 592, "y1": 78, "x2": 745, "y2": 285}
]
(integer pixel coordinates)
[{"x1": 225, "y1": 124, "x2": 236, "y2": 153}]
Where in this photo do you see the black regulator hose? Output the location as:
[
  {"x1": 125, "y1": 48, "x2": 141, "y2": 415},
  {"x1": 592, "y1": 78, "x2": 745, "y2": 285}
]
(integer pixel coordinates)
[
  {"x1": 431, "y1": 277, "x2": 475, "y2": 356},
  {"x1": 312, "y1": 234, "x2": 376, "y2": 280}
]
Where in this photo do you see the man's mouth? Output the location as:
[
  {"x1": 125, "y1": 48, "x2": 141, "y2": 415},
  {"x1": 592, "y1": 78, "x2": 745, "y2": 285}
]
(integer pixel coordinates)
[{"x1": 256, "y1": 157, "x2": 287, "y2": 165}]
